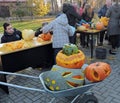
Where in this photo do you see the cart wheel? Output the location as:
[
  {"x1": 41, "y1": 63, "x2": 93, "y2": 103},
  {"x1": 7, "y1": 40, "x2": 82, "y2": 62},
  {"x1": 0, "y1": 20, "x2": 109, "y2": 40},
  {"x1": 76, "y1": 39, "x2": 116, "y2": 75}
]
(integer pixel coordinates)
[{"x1": 77, "y1": 94, "x2": 98, "y2": 103}]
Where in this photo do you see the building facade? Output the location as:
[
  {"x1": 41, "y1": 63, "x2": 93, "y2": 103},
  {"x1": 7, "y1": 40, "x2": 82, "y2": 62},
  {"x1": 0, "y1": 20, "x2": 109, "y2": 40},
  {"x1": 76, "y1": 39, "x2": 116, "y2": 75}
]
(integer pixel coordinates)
[{"x1": 0, "y1": 0, "x2": 26, "y2": 17}]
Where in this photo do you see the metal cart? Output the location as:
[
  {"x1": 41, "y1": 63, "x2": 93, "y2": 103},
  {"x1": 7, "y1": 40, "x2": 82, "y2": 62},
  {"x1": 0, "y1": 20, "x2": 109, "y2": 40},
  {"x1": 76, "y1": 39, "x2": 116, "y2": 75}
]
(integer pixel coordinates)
[{"x1": 0, "y1": 71, "x2": 98, "y2": 103}]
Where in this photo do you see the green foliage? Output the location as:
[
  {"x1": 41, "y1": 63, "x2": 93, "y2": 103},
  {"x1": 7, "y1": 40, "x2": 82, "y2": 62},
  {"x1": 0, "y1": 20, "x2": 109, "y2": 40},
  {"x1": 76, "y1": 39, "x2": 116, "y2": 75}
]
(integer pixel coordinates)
[
  {"x1": 14, "y1": 9, "x2": 25, "y2": 17},
  {"x1": 13, "y1": 9, "x2": 25, "y2": 21}
]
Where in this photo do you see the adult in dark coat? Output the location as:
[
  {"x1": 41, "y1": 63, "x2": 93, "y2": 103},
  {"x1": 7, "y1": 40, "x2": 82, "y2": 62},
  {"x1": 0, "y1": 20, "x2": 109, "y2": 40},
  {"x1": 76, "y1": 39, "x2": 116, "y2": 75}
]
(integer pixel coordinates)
[
  {"x1": 98, "y1": 0, "x2": 112, "y2": 46},
  {"x1": 106, "y1": 1, "x2": 120, "y2": 54},
  {"x1": 1, "y1": 23, "x2": 22, "y2": 43},
  {"x1": 62, "y1": 3, "x2": 81, "y2": 44},
  {"x1": 98, "y1": 5, "x2": 109, "y2": 18}
]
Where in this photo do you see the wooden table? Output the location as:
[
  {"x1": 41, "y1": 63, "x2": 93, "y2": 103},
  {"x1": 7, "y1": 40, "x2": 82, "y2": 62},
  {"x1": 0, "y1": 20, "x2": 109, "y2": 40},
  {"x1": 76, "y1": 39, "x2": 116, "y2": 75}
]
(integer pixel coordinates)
[
  {"x1": 0, "y1": 38, "x2": 54, "y2": 93},
  {"x1": 76, "y1": 28, "x2": 107, "y2": 58}
]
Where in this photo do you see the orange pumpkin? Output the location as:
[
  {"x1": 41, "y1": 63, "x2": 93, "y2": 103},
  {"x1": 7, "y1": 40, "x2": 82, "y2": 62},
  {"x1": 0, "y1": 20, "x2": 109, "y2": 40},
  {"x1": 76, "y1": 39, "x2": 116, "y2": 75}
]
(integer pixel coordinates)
[
  {"x1": 56, "y1": 50, "x2": 85, "y2": 69},
  {"x1": 85, "y1": 62, "x2": 111, "y2": 82},
  {"x1": 96, "y1": 22, "x2": 104, "y2": 30},
  {"x1": 40, "y1": 33, "x2": 52, "y2": 41}
]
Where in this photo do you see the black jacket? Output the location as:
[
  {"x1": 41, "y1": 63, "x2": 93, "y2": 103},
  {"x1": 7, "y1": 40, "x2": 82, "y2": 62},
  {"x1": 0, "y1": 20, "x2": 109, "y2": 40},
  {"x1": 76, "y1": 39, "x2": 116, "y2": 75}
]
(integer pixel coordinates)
[
  {"x1": 1, "y1": 28, "x2": 22, "y2": 43},
  {"x1": 63, "y1": 4, "x2": 81, "y2": 27},
  {"x1": 82, "y1": 11, "x2": 94, "y2": 22},
  {"x1": 98, "y1": 5, "x2": 108, "y2": 18}
]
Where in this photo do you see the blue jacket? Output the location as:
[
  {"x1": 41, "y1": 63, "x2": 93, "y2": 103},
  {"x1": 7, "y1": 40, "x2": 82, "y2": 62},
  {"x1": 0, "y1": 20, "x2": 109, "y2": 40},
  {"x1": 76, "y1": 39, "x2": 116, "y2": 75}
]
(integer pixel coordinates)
[
  {"x1": 98, "y1": 5, "x2": 108, "y2": 18},
  {"x1": 1, "y1": 28, "x2": 22, "y2": 43}
]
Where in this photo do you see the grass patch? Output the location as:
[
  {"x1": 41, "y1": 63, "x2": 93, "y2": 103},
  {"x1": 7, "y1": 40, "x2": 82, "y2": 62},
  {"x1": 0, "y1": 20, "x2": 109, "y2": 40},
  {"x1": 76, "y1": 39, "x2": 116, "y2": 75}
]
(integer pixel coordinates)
[{"x1": 0, "y1": 17, "x2": 54, "y2": 34}]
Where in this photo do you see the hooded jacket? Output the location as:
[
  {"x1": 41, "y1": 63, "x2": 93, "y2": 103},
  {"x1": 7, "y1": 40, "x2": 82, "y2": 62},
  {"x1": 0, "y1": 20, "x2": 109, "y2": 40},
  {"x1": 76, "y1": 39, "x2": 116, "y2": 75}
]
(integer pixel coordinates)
[
  {"x1": 106, "y1": 4, "x2": 120, "y2": 35},
  {"x1": 62, "y1": 3, "x2": 81, "y2": 27},
  {"x1": 1, "y1": 28, "x2": 22, "y2": 43},
  {"x1": 41, "y1": 13, "x2": 74, "y2": 48}
]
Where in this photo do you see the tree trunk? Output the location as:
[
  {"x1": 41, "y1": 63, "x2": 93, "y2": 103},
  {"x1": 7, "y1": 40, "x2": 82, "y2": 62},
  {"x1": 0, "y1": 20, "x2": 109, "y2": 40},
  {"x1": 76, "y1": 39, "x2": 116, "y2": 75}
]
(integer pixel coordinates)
[{"x1": 51, "y1": 0, "x2": 59, "y2": 14}]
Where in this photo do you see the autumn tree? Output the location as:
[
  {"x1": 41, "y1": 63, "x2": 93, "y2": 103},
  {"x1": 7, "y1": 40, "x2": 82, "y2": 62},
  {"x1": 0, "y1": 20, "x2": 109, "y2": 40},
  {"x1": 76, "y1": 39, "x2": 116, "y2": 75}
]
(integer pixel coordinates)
[{"x1": 33, "y1": 0, "x2": 50, "y2": 16}]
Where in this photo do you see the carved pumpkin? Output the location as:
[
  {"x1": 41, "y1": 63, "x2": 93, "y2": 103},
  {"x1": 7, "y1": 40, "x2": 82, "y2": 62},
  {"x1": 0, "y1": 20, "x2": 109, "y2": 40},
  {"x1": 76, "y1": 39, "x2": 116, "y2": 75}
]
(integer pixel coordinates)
[
  {"x1": 22, "y1": 29, "x2": 35, "y2": 41},
  {"x1": 96, "y1": 22, "x2": 104, "y2": 30},
  {"x1": 40, "y1": 33, "x2": 52, "y2": 41},
  {"x1": 56, "y1": 44, "x2": 85, "y2": 69},
  {"x1": 43, "y1": 65, "x2": 86, "y2": 91},
  {"x1": 85, "y1": 62, "x2": 111, "y2": 82}
]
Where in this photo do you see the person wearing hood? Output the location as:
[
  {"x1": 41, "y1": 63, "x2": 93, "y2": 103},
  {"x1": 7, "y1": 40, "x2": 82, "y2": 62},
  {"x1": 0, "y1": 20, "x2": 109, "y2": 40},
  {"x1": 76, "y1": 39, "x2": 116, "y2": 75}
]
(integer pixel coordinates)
[
  {"x1": 62, "y1": 3, "x2": 81, "y2": 44},
  {"x1": 41, "y1": 13, "x2": 75, "y2": 64},
  {"x1": 1, "y1": 23, "x2": 22, "y2": 43},
  {"x1": 106, "y1": 0, "x2": 120, "y2": 54}
]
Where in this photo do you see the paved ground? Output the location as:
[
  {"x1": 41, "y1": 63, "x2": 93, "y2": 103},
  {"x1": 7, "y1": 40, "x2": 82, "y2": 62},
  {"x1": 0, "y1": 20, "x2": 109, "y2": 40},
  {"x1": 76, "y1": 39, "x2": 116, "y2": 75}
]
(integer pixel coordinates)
[{"x1": 0, "y1": 40, "x2": 120, "y2": 103}]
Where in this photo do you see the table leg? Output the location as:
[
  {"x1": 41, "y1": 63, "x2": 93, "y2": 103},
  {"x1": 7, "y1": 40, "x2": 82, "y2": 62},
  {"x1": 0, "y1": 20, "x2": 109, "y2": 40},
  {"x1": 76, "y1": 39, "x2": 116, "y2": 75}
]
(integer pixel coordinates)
[
  {"x1": 90, "y1": 34, "x2": 93, "y2": 58},
  {"x1": 0, "y1": 74, "x2": 9, "y2": 94},
  {"x1": 97, "y1": 33, "x2": 100, "y2": 46}
]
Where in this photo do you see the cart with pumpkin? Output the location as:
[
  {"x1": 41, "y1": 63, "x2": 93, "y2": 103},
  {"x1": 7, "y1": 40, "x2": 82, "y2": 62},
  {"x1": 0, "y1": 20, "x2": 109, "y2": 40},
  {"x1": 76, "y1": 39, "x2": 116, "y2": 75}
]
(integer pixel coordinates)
[{"x1": 0, "y1": 44, "x2": 111, "y2": 103}]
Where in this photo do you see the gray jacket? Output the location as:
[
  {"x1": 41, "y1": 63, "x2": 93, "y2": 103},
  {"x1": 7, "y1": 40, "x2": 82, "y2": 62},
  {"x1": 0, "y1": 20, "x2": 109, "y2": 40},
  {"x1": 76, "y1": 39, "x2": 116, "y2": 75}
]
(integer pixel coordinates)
[
  {"x1": 106, "y1": 4, "x2": 120, "y2": 35},
  {"x1": 41, "y1": 14, "x2": 74, "y2": 48}
]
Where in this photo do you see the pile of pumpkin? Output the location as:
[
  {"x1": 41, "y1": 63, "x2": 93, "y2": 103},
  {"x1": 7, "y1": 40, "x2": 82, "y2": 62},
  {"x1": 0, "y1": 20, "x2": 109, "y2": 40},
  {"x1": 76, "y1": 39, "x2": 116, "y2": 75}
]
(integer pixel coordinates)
[
  {"x1": 3, "y1": 41, "x2": 25, "y2": 51},
  {"x1": 44, "y1": 44, "x2": 111, "y2": 91},
  {"x1": 77, "y1": 16, "x2": 109, "y2": 31},
  {"x1": 77, "y1": 22, "x2": 105, "y2": 31},
  {"x1": 91, "y1": 16, "x2": 109, "y2": 30}
]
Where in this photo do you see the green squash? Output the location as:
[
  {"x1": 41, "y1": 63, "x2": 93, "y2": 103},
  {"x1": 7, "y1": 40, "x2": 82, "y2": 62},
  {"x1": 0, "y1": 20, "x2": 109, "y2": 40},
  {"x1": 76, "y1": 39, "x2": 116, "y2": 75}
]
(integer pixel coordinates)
[{"x1": 62, "y1": 44, "x2": 79, "y2": 56}]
